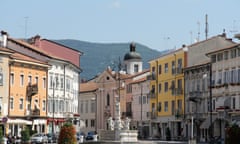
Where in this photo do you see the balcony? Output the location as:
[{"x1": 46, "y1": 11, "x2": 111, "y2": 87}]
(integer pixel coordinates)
[
  {"x1": 176, "y1": 67, "x2": 182, "y2": 74},
  {"x1": 172, "y1": 88, "x2": 183, "y2": 95},
  {"x1": 122, "y1": 112, "x2": 132, "y2": 118},
  {"x1": 176, "y1": 88, "x2": 183, "y2": 95},
  {"x1": 26, "y1": 83, "x2": 38, "y2": 98},
  {"x1": 175, "y1": 108, "x2": 183, "y2": 119},
  {"x1": 147, "y1": 72, "x2": 156, "y2": 80},
  {"x1": 189, "y1": 91, "x2": 202, "y2": 97},
  {"x1": 25, "y1": 108, "x2": 40, "y2": 116},
  {"x1": 31, "y1": 108, "x2": 40, "y2": 116},
  {"x1": 148, "y1": 111, "x2": 157, "y2": 119},
  {"x1": 147, "y1": 92, "x2": 156, "y2": 99}
]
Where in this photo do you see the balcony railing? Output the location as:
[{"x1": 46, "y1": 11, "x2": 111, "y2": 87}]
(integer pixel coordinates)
[
  {"x1": 148, "y1": 111, "x2": 157, "y2": 119},
  {"x1": 26, "y1": 83, "x2": 38, "y2": 98},
  {"x1": 172, "y1": 88, "x2": 183, "y2": 95},
  {"x1": 122, "y1": 112, "x2": 132, "y2": 117},
  {"x1": 25, "y1": 108, "x2": 40, "y2": 116},
  {"x1": 175, "y1": 108, "x2": 183, "y2": 119},
  {"x1": 189, "y1": 91, "x2": 202, "y2": 97},
  {"x1": 147, "y1": 92, "x2": 156, "y2": 98},
  {"x1": 147, "y1": 72, "x2": 156, "y2": 80}
]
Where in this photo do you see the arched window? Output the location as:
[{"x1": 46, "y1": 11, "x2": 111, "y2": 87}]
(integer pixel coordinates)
[{"x1": 107, "y1": 94, "x2": 110, "y2": 106}]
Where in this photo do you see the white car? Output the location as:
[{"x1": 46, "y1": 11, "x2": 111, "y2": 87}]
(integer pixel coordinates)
[{"x1": 30, "y1": 133, "x2": 48, "y2": 144}]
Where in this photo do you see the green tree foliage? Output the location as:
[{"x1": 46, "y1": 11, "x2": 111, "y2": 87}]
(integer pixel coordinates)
[{"x1": 21, "y1": 127, "x2": 30, "y2": 143}]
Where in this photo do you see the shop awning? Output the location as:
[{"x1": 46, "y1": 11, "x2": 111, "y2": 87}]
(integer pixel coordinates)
[
  {"x1": 47, "y1": 118, "x2": 65, "y2": 124},
  {"x1": 7, "y1": 119, "x2": 32, "y2": 125},
  {"x1": 33, "y1": 119, "x2": 46, "y2": 125},
  {"x1": 200, "y1": 116, "x2": 217, "y2": 129}
]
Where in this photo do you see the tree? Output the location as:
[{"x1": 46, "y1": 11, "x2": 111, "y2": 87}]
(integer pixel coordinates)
[
  {"x1": 58, "y1": 122, "x2": 77, "y2": 144},
  {"x1": 21, "y1": 127, "x2": 30, "y2": 144}
]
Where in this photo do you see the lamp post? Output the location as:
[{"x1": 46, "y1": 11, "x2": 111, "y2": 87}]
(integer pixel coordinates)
[
  {"x1": 118, "y1": 57, "x2": 121, "y2": 103},
  {"x1": 91, "y1": 95, "x2": 97, "y2": 132},
  {"x1": 209, "y1": 63, "x2": 213, "y2": 143},
  {"x1": 139, "y1": 83, "x2": 143, "y2": 138},
  {"x1": 174, "y1": 53, "x2": 177, "y2": 118},
  {"x1": 52, "y1": 81, "x2": 55, "y2": 144}
]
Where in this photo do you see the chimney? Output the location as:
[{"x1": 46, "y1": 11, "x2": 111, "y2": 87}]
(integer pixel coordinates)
[
  {"x1": 33, "y1": 35, "x2": 41, "y2": 47},
  {"x1": 1, "y1": 31, "x2": 8, "y2": 47}
]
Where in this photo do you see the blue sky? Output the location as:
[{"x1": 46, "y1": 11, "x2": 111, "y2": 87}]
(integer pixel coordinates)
[{"x1": 1, "y1": 0, "x2": 240, "y2": 51}]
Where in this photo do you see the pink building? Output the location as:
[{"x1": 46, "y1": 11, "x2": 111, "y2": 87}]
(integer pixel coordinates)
[{"x1": 29, "y1": 35, "x2": 82, "y2": 68}]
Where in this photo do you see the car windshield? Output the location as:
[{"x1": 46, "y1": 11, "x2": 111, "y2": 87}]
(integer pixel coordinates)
[
  {"x1": 87, "y1": 131, "x2": 95, "y2": 135},
  {"x1": 77, "y1": 132, "x2": 85, "y2": 136},
  {"x1": 32, "y1": 133, "x2": 43, "y2": 137}
]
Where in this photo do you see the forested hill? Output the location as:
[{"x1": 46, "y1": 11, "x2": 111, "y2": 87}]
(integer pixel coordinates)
[{"x1": 55, "y1": 39, "x2": 164, "y2": 80}]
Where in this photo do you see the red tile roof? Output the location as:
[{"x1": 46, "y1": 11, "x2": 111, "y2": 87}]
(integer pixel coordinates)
[
  {"x1": 80, "y1": 82, "x2": 98, "y2": 93},
  {"x1": 10, "y1": 52, "x2": 49, "y2": 66}
]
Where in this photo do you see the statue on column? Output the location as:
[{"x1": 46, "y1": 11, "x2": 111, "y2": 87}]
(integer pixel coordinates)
[
  {"x1": 123, "y1": 117, "x2": 131, "y2": 130},
  {"x1": 107, "y1": 117, "x2": 114, "y2": 130}
]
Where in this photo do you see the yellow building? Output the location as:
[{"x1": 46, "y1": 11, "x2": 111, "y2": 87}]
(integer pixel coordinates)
[
  {"x1": 149, "y1": 47, "x2": 187, "y2": 140},
  {"x1": 7, "y1": 52, "x2": 49, "y2": 137}
]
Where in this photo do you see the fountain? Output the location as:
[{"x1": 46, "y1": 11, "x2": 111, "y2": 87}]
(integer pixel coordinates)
[{"x1": 99, "y1": 101, "x2": 138, "y2": 143}]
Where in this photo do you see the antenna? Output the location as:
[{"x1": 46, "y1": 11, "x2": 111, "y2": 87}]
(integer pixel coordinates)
[
  {"x1": 24, "y1": 16, "x2": 29, "y2": 39},
  {"x1": 205, "y1": 14, "x2": 208, "y2": 40},
  {"x1": 190, "y1": 31, "x2": 193, "y2": 44},
  {"x1": 230, "y1": 20, "x2": 238, "y2": 34}
]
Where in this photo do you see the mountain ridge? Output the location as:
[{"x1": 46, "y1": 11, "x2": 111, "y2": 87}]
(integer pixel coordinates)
[{"x1": 54, "y1": 39, "x2": 163, "y2": 80}]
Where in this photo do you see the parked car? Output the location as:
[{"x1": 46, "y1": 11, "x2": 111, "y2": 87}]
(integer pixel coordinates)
[
  {"x1": 47, "y1": 133, "x2": 58, "y2": 143},
  {"x1": 85, "y1": 131, "x2": 97, "y2": 141},
  {"x1": 30, "y1": 133, "x2": 48, "y2": 144},
  {"x1": 76, "y1": 132, "x2": 85, "y2": 141}
]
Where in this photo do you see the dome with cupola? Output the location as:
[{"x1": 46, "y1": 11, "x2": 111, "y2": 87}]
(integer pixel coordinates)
[
  {"x1": 124, "y1": 42, "x2": 142, "y2": 61},
  {"x1": 123, "y1": 42, "x2": 142, "y2": 74}
]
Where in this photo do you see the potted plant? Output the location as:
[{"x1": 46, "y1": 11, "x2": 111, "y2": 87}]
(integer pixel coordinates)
[
  {"x1": 21, "y1": 127, "x2": 30, "y2": 144},
  {"x1": 58, "y1": 122, "x2": 77, "y2": 144}
]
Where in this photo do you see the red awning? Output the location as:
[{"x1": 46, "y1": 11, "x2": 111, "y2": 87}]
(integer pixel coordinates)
[
  {"x1": 73, "y1": 113, "x2": 80, "y2": 117},
  {"x1": 47, "y1": 118, "x2": 65, "y2": 125}
]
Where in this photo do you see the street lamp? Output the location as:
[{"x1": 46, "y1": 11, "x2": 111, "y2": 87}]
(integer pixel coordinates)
[
  {"x1": 51, "y1": 77, "x2": 58, "y2": 143},
  {"x1": 208, "y1": 63, "x2": 213, "y2": 143},
  {"x1": 52, "y1": 81, "x2": 55, "y2": 143},
  {"x1": 204, "y1": 63, "x2": 213, "y2": 143},
  {"x1": 138, "y1": 83, "x2": 143, "y2": 138}
]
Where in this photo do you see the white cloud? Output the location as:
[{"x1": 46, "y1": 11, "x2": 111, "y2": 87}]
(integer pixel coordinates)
[{"x1": 110, "y1": 1, "x2": 121, "y2": 9}]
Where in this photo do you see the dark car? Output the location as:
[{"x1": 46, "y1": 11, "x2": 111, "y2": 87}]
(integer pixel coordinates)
[
  {"x1": 85, "y1": 131, "x2": 97, "y2": 141},
  {"x1": 47, "y1": 133, "x2": 58, "y2": 143}
]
